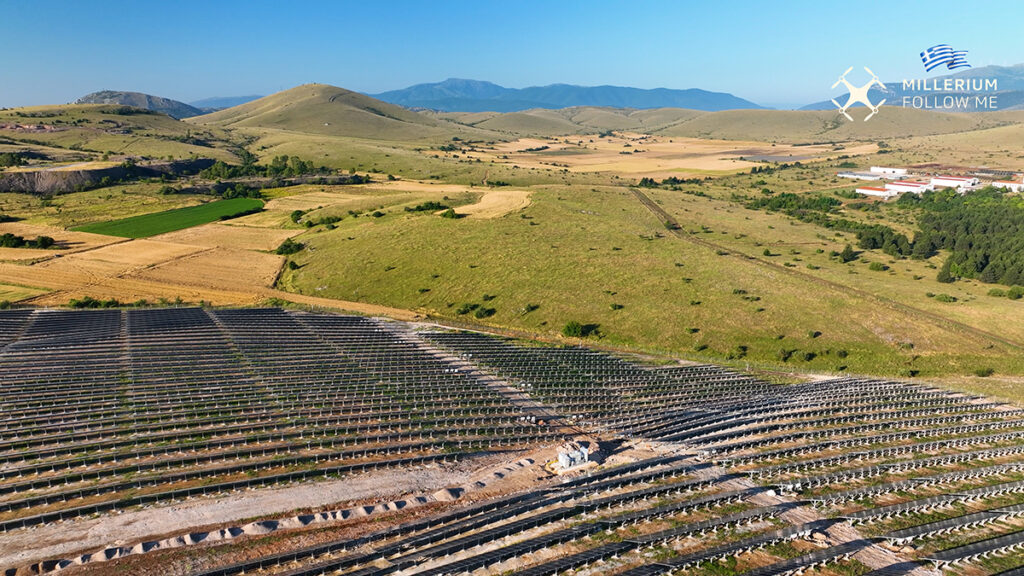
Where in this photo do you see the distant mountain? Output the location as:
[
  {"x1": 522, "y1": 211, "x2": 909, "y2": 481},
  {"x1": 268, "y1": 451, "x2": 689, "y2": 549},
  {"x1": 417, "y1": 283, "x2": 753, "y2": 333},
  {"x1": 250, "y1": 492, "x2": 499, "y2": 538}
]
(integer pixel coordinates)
[
  {"x1": 74, "y1": 91, "x2": 203, "y2": 119},
  {"x1": 802, "y1": 64, "x2": 1024, "y2": 112},
  {"x1": 371, "y1": 78, "x2": 764, "y2": 112},
  {"x1": 189, "y1": 95, "x2": 263, "y2": 111}
]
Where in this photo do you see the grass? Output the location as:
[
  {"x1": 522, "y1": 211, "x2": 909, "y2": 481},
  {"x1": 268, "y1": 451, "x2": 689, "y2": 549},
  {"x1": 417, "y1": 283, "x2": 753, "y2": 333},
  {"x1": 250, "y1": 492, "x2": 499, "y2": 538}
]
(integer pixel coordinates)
[
  {"x1": 0, "y1": 282, "x2": 48, "y2": 302},
  {"x1": 0, "y1": 183, "x2": 208, "y2": 228},
  {"x1": 72, "y1": 197, "x2": 264, "y2": 238},
  {"x1": 278, "y1": 183, "x2": 1024, "y2": 380}
]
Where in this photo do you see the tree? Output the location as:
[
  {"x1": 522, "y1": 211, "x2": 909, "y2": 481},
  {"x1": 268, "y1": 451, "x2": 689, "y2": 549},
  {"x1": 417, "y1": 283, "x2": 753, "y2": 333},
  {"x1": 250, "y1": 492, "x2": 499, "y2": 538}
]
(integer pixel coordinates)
[
  {"x1": 840, "y1": 244, "x2": 857, "y2": 263},
  {"x1": 937, "y1": 259, "x2": 955, "y2": 283}
]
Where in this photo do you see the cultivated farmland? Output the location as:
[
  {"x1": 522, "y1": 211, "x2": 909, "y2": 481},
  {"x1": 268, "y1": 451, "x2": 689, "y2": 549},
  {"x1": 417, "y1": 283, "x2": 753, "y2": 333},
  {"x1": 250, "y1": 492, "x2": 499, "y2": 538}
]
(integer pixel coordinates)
[{"x1": 72, "y1": 197, "x2": 265, "y2": 238}]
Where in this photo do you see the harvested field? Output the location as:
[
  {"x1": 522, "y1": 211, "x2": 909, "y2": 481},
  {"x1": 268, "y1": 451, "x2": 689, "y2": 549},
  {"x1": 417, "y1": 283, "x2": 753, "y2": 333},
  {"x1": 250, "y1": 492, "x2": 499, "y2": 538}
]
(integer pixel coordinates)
[
  {"x1": 152, "y1": 223, "x2": 297, "y2": 251},
  {"x1": 131, "y1": 247, "x2": 284, "y2": 291},
  {"x1": 458, "y1": 135, "x2": 877, "y2": 178},
  {"x1": 0, "y1": 221, "x2": 123, "y2": 261},
  {"x1": 36, "y1": 239, "x2": 206, "y2": 277},
  {"x1": 449, "y1": 188, "x2": 531, "y2": 218}
]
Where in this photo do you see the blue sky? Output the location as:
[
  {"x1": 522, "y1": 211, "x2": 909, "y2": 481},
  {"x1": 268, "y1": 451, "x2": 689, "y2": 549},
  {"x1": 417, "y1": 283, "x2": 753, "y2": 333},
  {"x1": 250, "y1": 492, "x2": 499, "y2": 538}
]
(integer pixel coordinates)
[{"x1": 2, "y1": 0, "x2": 1022, "y2": 109}]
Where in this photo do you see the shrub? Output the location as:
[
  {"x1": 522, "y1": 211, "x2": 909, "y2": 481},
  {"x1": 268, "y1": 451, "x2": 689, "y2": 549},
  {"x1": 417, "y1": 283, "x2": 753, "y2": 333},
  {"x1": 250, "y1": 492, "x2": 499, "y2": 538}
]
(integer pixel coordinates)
[
  {"x1": 1008, "y1": 286, "x2": 1024, "y2": 300},
  {"x1": 562, "y1": 321, "x2": 600, "y2": 338},
  {"x1": 974, "y1": 367, "x2": 995, "y2": 377},
  {"x1": 609, "y1": 303, "x2": 624, "y2": 310},
  {"x1": 474, "y1": 307, "x2": 496, "y2": 319},
  {"x1": 405, "y1": 201, "x2": 449, "y2": 212},
  {"x1": 275, "y1": 238, "x2": 304, "y2": 255},
  {"x1": 987, "y1": 288, "x2": 1006, "y2": 297},
  {"x1": 777, "y1": 348, "x2": 795, "y2": 362},
  {"x1": 0, "y1": 300, "x2": 10, "y2": 309},
  {"x1": 440, "y1": 208, "x2": 461, "y2": 219},
  {"x1": 456, "y1": 303, "x2": 478, "y2": 315},
  {"x1": 801, "y1": 351, "x2": 817, "y2": 362},
  {"x1": 287, "y1": 261, "x2": 299, "y2": 270},
  {"x1": 868, "y1": 262, "x2": 888, "y2": 271},
  {"x1": 523, "y1": 303, "x2": 540, "y2": 314},
  {"x1": 933, "y1": 293, "x2": 957, "y2": 302}
]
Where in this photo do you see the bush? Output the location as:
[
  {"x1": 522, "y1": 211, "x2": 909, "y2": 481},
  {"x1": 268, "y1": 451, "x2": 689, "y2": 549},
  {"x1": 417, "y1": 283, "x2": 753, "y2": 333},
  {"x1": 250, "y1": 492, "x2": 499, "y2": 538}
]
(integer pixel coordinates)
[
  {"x1": 868, "y1": 261, "x2": 888, "y2": 271},
  {"x1": 0, "y1": 300, "x2": 10, "y2": 309},
  {"x1": 405, "y1": 201, "x2": 448, "y2": 212},
  {"x1": 609, "y1": 303, "x2": 624, "y2": 310},
  {"x1": 456, "y1": 303, "x2": 478, "y2": 315},
  {"x1": 275, "y1": 238, "x2": 304, "y2": 255},
  {"x1": 69, "y1": 296, "x2": 122, "y2": 309},
  {"x1": 440, "y1": 208, "x2": 461, "y2": 219},
  {"x1": 934, "y1": 293, "x2": 957, "y2": 302},
  {"x1": 974, "y1": 367, "x2": 995, "y2": 377},
  {"x1": 777, "y1": 348, "x2": 795, "y2": 362},
  {"x1": 801, "y1": 351, "x2": 817, "y2": 362},
  {"x1": 287, "y1": 261, "x2": 299, "y2": 270},
  {"x1": 474, "y1": 307, "x2": 496, "y2": 319},
  {"x1": 988, "y1": 288, "x2": 1007, "y2": 297},
  {"x1": 1008, "y1": 286, "x2": 1024, "y2": 300},
  {"x1": 562, "y1": 321, "x2": 600, "y2": 338}
]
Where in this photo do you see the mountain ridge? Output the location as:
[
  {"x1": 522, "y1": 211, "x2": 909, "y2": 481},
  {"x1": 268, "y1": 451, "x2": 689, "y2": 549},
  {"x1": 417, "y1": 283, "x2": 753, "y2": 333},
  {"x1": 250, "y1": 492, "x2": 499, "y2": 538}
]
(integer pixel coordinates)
[
  {"x1": 371, "y1": 78, "x2": 765, "y2": 112},
  {"x1": 73, "y1": 91, "x2": 203, "y2": 119}
]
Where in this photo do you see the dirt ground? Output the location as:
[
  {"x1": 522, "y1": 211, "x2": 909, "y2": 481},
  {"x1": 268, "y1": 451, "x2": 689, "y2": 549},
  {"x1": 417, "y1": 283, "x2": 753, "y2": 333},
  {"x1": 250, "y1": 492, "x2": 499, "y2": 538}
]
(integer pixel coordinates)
[{"x1": 0, "y1": 453, "x2": 517, "y2": 569}]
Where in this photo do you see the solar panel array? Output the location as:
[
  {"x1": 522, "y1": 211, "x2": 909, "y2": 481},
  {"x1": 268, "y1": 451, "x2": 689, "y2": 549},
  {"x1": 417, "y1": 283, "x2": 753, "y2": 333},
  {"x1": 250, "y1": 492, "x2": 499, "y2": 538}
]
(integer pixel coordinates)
[{"x1": 3, "y1": 309, "x2": 1024, "y2": 576}]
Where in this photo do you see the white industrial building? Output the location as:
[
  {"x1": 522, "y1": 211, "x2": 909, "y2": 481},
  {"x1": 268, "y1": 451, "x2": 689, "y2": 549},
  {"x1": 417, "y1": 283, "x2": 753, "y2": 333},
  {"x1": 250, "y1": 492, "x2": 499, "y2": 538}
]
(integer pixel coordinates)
[
  {"x1": 930, "y1": 175, "x2": 980, "y2": 190},
  {"x1": 993, "y1": 180, "x2": 1024, "y2": 193},
  {"x1": 837, "y1": 171, "x2": 882, "y2": 181},
  {"x1": 886, "y1": 181, "x2": 933, "y2": 194},
  {"x1": 870, "y1": 166, "x2": 908, "y2": 177},
  {"x1": 856, "y1": 186, "x2": 898, "y2": 198}
]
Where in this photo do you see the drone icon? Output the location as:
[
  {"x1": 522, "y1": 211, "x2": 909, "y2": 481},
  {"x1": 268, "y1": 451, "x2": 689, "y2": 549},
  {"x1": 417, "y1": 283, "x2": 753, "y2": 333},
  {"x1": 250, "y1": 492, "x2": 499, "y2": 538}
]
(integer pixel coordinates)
[{"x1": 831, "y1": 66, "x2": 886, "y2": 122}]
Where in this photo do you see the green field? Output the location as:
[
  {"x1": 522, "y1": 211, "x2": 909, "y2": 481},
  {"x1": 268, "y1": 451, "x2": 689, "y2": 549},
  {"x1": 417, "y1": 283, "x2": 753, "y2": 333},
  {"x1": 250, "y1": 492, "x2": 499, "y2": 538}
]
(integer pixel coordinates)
[{"x1": 72, "y1": 197, "x2": 264, "y2": 238}]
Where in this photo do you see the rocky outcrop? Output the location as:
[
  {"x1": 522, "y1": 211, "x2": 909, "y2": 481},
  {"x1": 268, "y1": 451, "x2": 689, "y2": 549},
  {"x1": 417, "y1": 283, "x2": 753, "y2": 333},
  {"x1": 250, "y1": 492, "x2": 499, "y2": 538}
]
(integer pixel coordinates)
[{"x1": 0, "y1": 159, "x2": 216, "y2": 195}]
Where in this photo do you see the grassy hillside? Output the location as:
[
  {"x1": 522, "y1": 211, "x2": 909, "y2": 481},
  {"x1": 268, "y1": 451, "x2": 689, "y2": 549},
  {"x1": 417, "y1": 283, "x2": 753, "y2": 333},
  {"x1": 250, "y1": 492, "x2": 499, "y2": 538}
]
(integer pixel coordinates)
[
  {"x1": 189, "y1": 84, "x2": 495, "y2": 142},
  {"x1": 0, "y1": 104, "x2": 239, "y2": 162},
  {"x1": 656, "y1": 107, "x2": 1019, "y2": 142},
  {"x1": 441, "y1": 106, "x2": 706, "y2": 137},
  {"x1": 276, "y1": 181, "x2": 1022, "y2": 379}
]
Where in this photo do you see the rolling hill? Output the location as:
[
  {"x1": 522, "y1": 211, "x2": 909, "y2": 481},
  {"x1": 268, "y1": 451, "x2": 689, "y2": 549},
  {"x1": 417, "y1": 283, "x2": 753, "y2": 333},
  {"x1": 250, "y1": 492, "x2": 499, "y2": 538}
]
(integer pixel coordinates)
[
  {"x1": 188, "y1": 84, "x2": 496, "y2": 141},
  {"x1": 372, "y1": 78, "x2": 764, "y2": 112},
  {"x1": 653, "y1": 106, "x2": 1020, "y2": 142},
  {"x1": 74, "y1": 91, "x2": 203, "y2": 119},
  {"x1": 437, "y1": 106, "x2": 706, "y2": 137}
]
